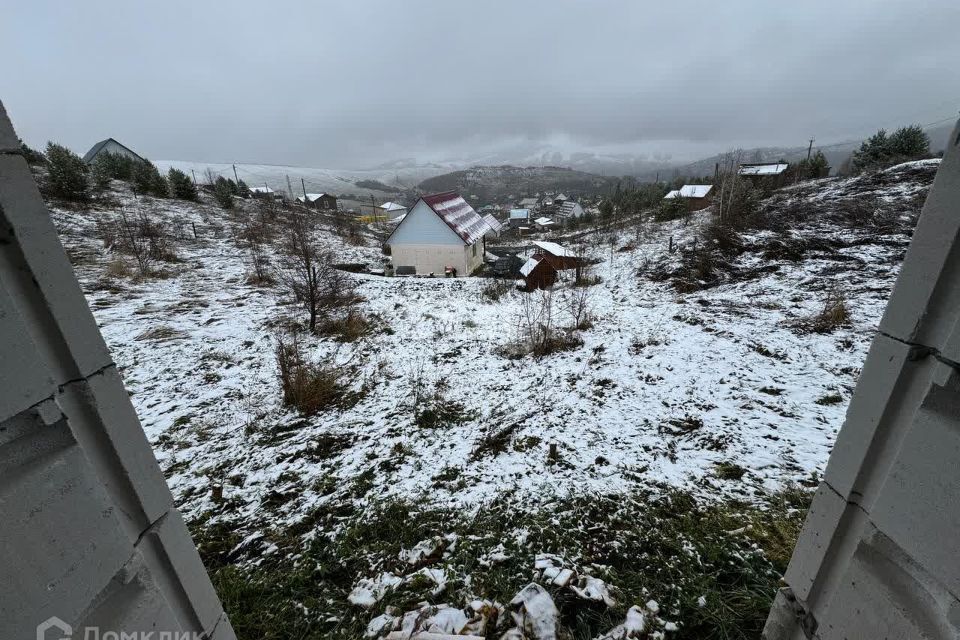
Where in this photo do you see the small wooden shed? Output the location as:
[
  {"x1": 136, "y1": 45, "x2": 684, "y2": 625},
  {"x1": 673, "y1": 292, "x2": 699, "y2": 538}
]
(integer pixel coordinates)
[{"x1": 519, "y1": 254, "x2": 558, "y2": 291}]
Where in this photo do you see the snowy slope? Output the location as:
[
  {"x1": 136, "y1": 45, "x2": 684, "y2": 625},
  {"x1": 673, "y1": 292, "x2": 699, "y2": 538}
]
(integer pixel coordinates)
[{"x1": 49, "y1": 160, "x2": 937, "y2": 537}]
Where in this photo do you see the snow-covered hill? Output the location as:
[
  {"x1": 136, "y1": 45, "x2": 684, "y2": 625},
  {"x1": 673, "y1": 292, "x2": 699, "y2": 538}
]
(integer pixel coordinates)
[
  {"x1": 48, "y1": 159, "x2": 936, "y2": 531},
  {"x1": 45, "y1": 160, "x2": 937, "y2": 637},
  {"x1": 153, "y1": 159, "x2": 454, "y2": 199}
]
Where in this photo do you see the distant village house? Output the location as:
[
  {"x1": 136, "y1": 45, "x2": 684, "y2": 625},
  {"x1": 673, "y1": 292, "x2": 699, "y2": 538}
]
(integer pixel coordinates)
[
  {"x1": 386, "y1": 191, "x2": 491, "y2": 276},
  {"x1": 738, "y1": 162, "x2": 789, "y2": 188},
  {"x1": 663, "y1": 184, "x2": 714, "y2": 211},
  {"x1": 555, "y1": 200, "x2": 585, "y2": 220},
  {"x1": 377, "y1": 201, "x2": 407, "y2": 220},
  {"x1": 297, "y1": 192, "x2": 338, "y2": 210},
  {"x1": 82, "y1": 138, "x2": 144, "y2": 165},
  {"x1": 509, "y1": 208, "x2": 531, "y2": 228}
]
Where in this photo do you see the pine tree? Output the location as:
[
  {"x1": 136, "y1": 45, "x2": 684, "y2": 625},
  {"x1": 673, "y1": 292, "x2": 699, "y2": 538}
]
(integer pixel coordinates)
[
  {"x1": 808, "y1": 150, "x2": 830, "y2": 178},
  {"x1": 214, "y1": 176, "x2": 235, "y2": 209},
  {"x1": 132, "y1": 160, "x2": 154, "y2": 194},
  {"x1": 91, "y1": 155, "x2": 113, "y2": 191},
  {"x1": 168, "y1": 168, "x2": 198, "y2": 201},
  {"x1": 19, "y1": 139, "x2": 46, "y2": 165},
  {"x1": 131, "y1": 159, "x2": 168, "y2": 197},
  {"x1": 851, "y1": 125, "x2": 929, "y2": 174},
  {"x1": 44, "y1": 142, "x2": 90, "y2": 202},
  {"x1": 888, "y1": 125, "x2": 929, "y2": 158}
]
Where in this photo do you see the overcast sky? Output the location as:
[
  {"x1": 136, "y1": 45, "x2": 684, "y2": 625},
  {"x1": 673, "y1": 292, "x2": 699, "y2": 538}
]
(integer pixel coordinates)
[{"x1": 2, "y1": 0, "x2": 959, "y2": 169}]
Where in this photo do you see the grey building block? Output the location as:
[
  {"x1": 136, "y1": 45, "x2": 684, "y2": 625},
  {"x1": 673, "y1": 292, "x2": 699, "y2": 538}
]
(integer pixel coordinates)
[
  {"x1": 762, "y1": 589, "x2": 810, "y2": 640},
  {"x1": 208, "y1": 613, "x2": 237, "y2": 640},
  {"x1": 0, "y1": 440, "x2": 132, "y2": 639},
  {"x1": 821, "y1": 333, "x2": 935, "y2": 502},
  {"x1": 816, "y1": 532, "x2": 959, "y2": 639},
  {"x1": 783, "y1": 482, "x2": 851, "y2": 604},
  {"x1": 57, "y1": 367, "x2": 173, "y2": 538},
  {"x1": 869, "y1": 376, "x2": 960, "y2": 597},
  {"x1": 138, "y1": 509, "x2": 226, "y2": 635},
  {"x1": 77, "y1": 553, "x2": 183, "y2": 637},
  {"x1": 879, "y1": 119, "x2": 960, "y2": 349},
  {"x1": 0, "y1": 100, "x2": 17, "y2": 153},
  {"x1": 0, "y1": 279, "x2": 56, "y2": 421},
  {"x1": 0, "y1": 153, "x2": 113, "y2": 381}
]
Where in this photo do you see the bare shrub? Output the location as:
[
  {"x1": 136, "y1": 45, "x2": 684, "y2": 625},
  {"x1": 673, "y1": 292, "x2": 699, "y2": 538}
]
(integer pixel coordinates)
[
  {"x1": 562, "y1": 283, "x2": 593, "y2": 330},
  {"x1": 481, "y1": 278, "x2": 512, "y2": 302},
  {"x1": 315, "y1": 309, "x2": 375, "y2": 342},
  {"x1": 795, "y1": 289, "x2": 851, "y2": 334},
  {"x1": 275, "y1": 332, "x2": 352, "y2": 415},
  {"x1": 408, "y1": 367, "x2": 475, "y2": 429},
  {"x1": 500, "y1": 288, "x2": 582, "y2": 358}
]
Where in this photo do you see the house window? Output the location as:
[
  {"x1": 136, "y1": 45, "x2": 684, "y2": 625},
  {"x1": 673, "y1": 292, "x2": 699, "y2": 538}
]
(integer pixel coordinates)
[{"x1": 472, "y1": 243, "x2": 477, "y2": 257}]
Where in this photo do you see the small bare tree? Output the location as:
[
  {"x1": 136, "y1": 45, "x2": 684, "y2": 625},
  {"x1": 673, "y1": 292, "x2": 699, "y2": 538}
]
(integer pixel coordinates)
[
  {"x1": 520, "y1": 288, "x2": 556, "y2": 356},
  {"x1": 277, "y1": 213, "x2": 357, "y2": 332},
  {"x1": 277, "y1": 213, "x2": 323, "y2": 331},
  {"x1": 564, "y1": 283, "x2": 593, "y2": 330},
  {"x1": 119, "y1": 210, "x2": 153, "y2": 276}
]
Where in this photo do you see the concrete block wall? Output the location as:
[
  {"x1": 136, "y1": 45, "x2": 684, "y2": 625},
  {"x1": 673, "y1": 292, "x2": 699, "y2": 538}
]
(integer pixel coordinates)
[
  {"x1": 0, "y1": 101, "x2": 235, "y2": 640},
  {"x1": 764, "y1": 121, "x2": 960, "y2": 639}
]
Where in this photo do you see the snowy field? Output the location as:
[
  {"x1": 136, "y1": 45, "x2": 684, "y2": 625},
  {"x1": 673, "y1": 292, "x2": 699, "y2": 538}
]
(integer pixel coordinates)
[
  {"x1": 49, "y1": 160, "x2": 937, "y2": 537},
  {"x1": 44, "y1": 160, "x2": 938, "y2": 638}
]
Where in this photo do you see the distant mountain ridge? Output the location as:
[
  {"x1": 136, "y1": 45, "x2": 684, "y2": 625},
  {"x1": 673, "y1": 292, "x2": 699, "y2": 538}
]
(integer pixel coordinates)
[{"x1": 417, "y1": 165, "x2": 615, "y2": 203}]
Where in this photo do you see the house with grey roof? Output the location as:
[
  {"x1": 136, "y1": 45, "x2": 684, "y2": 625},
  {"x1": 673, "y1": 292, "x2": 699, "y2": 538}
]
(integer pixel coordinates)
[{"x1": 81, "y1": 138, "x2": 145, "y2": 165}]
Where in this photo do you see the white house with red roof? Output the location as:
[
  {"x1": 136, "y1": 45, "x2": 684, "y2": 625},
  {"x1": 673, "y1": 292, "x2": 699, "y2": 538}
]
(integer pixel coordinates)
[{"x1": 386, "y1": 191, "x2": 491, "y2": 275}]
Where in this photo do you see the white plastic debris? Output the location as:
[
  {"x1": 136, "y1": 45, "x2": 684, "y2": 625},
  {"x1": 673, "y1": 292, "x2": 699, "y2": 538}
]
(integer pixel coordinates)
[
  {"x1": 422, "y1": 605, "x2": 470, "y2": 635},
  {"x1": 365, "y1": 613, "x2": 397, "y2": 638},
  {"x1": 593, "y1": 604, "x2": 647, "y2": 639},
  {"x1": 571, "y1": 576, "x2": 616, "y2": 607},
  {"x1": 509, "y1": 583, "x2": 560, "y2": 640},
  {"x1": 348, "y1": 572, "x2": 403, "y2": 608},
  {"x1": 401, "y1": 537, "x2": 446, "y2": 565}
]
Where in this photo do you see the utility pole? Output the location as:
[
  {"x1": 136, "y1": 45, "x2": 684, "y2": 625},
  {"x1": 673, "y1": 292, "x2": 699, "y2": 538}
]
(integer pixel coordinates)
[
  {"x1": 301, "y1": 177, "x2": 308, "y2": 201},
  {"x1": 232, "y1": 164, "x2": 240, "y2": 186},
  {"x1": 714, "y1": 162, "x2": 719, "y2": 182},
  {"x1": 191, "y1": 169, "x2": 197, "y2": 185},
  {"x1": 806, "y1": 138, "x2": 815, "y2": 162}
]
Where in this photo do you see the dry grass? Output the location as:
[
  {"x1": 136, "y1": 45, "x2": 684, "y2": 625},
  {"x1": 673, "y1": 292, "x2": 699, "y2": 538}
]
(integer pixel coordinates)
[
  {"x1": 275, "y1": 333, "x2": 357, "y2": 415},
  {"x1": 796, "y1": 290, "x2": 851, "y2": 334}
]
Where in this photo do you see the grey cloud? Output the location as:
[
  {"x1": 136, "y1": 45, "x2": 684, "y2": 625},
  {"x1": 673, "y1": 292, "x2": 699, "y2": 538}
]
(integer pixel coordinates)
[{"x1": 2, "y1": 0, "x2": 959, "y2": 169}]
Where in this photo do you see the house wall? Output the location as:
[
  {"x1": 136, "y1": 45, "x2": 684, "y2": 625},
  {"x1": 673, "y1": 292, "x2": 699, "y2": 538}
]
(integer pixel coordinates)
[
  {"x1": 96, "y1": 140, "x2": 141, "y2": 163},
  {"x1": 391, "y1": 243, "x2": 473, "y2": 275}
]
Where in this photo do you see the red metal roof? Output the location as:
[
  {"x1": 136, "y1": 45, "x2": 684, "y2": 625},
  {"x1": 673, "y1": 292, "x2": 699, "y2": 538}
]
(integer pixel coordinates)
[{"x1": 420, "y1": 191, "x2": 489, "y2": 244}]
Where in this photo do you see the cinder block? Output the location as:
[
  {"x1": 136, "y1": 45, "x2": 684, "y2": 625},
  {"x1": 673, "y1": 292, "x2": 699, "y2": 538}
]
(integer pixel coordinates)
[
  {"x1": 57, "y1": 367, "x2": 173, "y2": 537},
  {"x1": 0, "y1": 440, "x2": 132, "y2": 639},
  {"x1": 77, "y1": 552, "x2": 183, "y2": 637},
  {"x1": 0, "y1": 100, "x2": 18, "y2": 152},
  {"x1": 870, "y1": 377, "x2": 960, "y2": 597},
  {"x1": 783, "y1": 482, "x2": 849, "y2": 603},
  {"x1": 0, "y1": 154, "x2": 113, "y2": 381},
  {"x1": 816, "y1": 532, "x2": 958, "y2": 639},
  {"x1": 0, "y1": 281, "x2": 56, "y2": 421},
  {"x1": 822, "y1": 333, "x2": 935, "y2": 500},
  {"x1": 207, "y1": 612, "x2": 237, "y2": 640},
  {"x1": 138, "y1": 509, "x2": 227, "y2": 635},
  {"x1": 879, "y1": 120, "x2": 960, "y2": 347}
]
